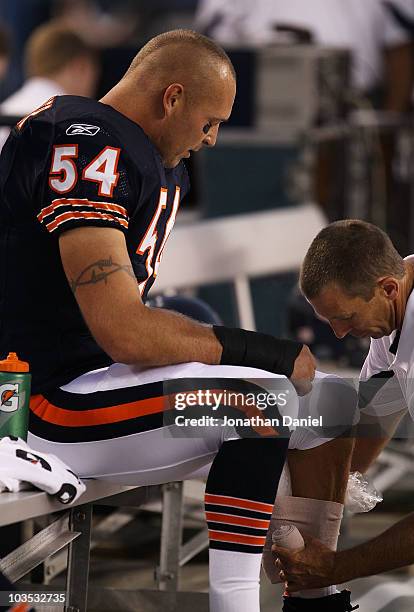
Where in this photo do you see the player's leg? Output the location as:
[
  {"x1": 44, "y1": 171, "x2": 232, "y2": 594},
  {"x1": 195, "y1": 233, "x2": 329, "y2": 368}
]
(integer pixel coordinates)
[
  {"x1": 28, "y1": 361, "x2": 291, "y2": 612},
  {"x1": 263, "y1": 373, "x2": 359, "y2": 612},
  {"x1": 207, "y1": 436, "x2": 288, "y2": 612}
]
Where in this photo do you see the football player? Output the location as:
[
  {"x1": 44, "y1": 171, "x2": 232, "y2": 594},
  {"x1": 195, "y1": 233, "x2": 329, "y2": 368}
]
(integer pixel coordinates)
[{"x1": 0, "y1": 29, "x2": 355, "y2": 611}]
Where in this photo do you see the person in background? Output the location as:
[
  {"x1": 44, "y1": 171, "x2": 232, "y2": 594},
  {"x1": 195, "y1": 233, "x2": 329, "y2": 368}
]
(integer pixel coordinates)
[
  {"x1": 195, "y1": 0, "x2": 414, "y2": 110},
  {"x1": 196, "y1": 0, "x2": 414, "y2": 255},
  {"x1": 0, "y1": 20, "x2": 98, "y2": 118},
  {"x1": 0, "y1": 0, "x2": 54, "y2": 99}
]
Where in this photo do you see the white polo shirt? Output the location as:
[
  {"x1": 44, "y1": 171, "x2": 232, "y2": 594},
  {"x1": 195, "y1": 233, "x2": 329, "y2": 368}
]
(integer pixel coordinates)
[
  {"x1": 1, "y1": 77, "x2": 65, "y2": 117},
  {"x1": 359, "y1": 256, "x2": 414, "y2": 419}
]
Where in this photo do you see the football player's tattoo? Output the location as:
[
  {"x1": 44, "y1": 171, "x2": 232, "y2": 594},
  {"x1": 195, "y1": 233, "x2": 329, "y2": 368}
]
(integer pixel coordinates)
[{"x1": 69, "y1": 256, "x2": 136, "y2": 293}]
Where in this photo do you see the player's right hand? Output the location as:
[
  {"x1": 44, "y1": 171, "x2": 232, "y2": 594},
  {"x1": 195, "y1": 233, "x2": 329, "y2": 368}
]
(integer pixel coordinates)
[{"x1": 289, "y1": 345, "x2": 316, "y2": 396}]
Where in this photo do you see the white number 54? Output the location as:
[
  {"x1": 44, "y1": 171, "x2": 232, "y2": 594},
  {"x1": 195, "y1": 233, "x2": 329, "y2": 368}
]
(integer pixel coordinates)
[{"x1": 49, "y1": 145, "x2": 120, "y2": 197}]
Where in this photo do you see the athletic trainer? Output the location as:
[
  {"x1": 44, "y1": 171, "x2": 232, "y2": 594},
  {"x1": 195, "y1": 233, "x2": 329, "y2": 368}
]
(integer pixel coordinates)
[{"x1": 274, "y1": 219, "x2": 414, "y2": 593}]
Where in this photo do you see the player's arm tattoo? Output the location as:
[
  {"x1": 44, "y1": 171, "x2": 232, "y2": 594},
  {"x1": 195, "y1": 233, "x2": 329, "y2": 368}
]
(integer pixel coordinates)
[{"x1": 69, "y1": 255, "x2": 137, "y2": 293}]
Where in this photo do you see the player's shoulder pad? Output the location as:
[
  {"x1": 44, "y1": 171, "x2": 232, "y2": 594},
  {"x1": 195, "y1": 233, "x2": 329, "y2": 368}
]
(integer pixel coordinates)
[
  {"x1": 53, "y1": 96, "x2": 159, "y2": 174},
  {"x1": 52, "y1": 99, "x2": 122, "y2": 147}
]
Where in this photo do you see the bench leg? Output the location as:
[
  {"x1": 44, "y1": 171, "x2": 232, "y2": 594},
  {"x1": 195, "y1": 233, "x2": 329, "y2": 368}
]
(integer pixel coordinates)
[
  {"x1": 157, "y1": 482, "x2": 184, "y2": 592},
  {"x1": 65, "y1": 505, "x2": 92, "y2": 612}
]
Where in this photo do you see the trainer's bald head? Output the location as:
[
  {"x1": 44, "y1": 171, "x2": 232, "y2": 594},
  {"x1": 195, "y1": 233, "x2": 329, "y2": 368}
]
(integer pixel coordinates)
[{"x1": 124, "y1": 29, "x2": 236, "y2": 102}]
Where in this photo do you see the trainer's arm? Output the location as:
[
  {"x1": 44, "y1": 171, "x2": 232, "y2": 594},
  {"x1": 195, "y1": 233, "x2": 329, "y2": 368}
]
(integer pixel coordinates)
[
  {"x1": 351, "y1": 408, "x2": 407, "y2": 473},
  {"x1": 274, "y1": 513, "x2": 414, "y2": 591},
  {"x1": 59, "y1": 226, "x2": 221, "y2": 366},
  {"x1": 335, "y1": 513, "x2": 414, "y2": 581}
]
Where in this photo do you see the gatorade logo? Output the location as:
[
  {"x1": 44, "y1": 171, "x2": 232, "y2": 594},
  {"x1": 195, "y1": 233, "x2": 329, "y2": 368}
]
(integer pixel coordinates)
[{"x1": 0, "y1": 383, "x2": 19, "y2": 413}]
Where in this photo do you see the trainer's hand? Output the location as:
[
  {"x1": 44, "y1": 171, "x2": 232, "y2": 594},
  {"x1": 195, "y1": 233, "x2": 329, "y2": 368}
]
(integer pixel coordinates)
[
  {"x1": 272, "y1": 533, "x2": 337, "y2": 592},
  {"x1": 290, "y1": 345, "x2": 316, "y2": 395}
]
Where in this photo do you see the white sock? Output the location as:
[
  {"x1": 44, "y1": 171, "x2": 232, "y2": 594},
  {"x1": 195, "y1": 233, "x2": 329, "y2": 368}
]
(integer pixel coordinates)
[
  {"x1": 265, "y1": 496, "x2": 344, "y2": 599},
  {"x1": 209, "y1": 549, "x2": 262, "y2": 612}
]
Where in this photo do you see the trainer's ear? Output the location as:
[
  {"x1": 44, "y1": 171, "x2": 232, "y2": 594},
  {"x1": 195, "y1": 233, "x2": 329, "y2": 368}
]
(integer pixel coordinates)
[
  {"x1": 163, "y1": 83, "x2": 184, "y2": 116},
  {"x1": 378, "y1": 276, "x2": 399, "y2": 301}
]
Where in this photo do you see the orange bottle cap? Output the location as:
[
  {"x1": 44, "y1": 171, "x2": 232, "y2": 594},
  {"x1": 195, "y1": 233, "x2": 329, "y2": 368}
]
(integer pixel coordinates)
[{"x1": 0, "y1": 352, "x2": 29, "y2": 372}]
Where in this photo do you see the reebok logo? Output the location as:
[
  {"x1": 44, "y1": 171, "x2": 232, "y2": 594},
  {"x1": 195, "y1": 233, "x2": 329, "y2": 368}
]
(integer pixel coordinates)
[{"x1": 66, "y1": 124, "x2": 100, "y2": 136}]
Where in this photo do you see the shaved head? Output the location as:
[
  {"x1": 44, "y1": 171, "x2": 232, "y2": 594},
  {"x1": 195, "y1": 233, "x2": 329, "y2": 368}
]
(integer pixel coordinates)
[
  {"x1": 102, "y1": 29, "x2": 236, "y2": 168},
  {"x1": 127, "y1": 29, "x2": 235, "y2": 79},
  {"x1": 124, "y1": 29, "x2": 235, "y2": 101}
]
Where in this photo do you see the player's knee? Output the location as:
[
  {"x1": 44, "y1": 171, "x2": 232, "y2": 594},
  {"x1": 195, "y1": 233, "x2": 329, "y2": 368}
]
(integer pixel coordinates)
[
  {"x1": 310, "y1": 374, "x2": 358, "y2": 435},
  {"x1": 289, "y1": 374, "x2": 358, "y2": 450}
]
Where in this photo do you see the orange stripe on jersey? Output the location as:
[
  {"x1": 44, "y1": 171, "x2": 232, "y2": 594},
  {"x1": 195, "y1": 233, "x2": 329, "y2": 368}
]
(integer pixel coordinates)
[
  {"x1": 16, "y1": 96, "x2": 55, "y2": 131},
  {"x1": 205, "y1": 494, "x2": 274, "y2": 514},
  {"x1": 30, "y1": 394, "x2": 165, "y2": 427},
  {"x1": 205, "y1": 512, "x2": 270, "y2": 530},
  {"x1": 38, "y1": 200, "x2": 72, "y2": 221},
  {"x1": 46, "y1": 210, "x2": 128, "y2": 232},
  {"x1": 38, "y1": 198, "x2": 128, "y2": 222},
  {"x1": 208, "y1": 530, "x2": 266, "y2": 546}
]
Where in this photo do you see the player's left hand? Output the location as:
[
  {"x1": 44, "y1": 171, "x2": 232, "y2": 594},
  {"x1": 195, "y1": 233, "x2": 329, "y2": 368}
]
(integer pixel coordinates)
[{"x1": 272, "y1": 533, "x2": 337, "y2": 592}]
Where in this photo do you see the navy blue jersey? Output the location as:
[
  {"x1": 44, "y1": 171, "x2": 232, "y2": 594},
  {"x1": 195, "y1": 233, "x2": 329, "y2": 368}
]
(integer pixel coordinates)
[{"x1": 0, "y1": 96, "x2": 190, "y2": 393}]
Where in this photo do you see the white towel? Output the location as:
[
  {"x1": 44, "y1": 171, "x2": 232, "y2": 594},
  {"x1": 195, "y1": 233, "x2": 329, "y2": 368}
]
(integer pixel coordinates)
[{"x1": 0, "y1": 436, "x2": 86, "y2": 504}]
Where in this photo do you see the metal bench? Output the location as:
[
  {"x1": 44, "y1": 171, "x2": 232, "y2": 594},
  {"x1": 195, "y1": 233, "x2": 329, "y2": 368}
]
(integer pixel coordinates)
[
  {"x1": 0, "y1": 479, "x2": 210, "y2": 612},
  {"x1": 0, "y1": 481, "x2": 148, "y2": 611}
]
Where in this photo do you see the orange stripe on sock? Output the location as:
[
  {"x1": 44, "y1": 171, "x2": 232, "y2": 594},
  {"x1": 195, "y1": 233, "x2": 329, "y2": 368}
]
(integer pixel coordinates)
[
  {"x1": 30, "y1": 393, "x2": 165, "y2": 427},
  {"x1": 205, "y1": 494, "x2": 273, "y2": 514},
  {"x1": 208, "y1": 530, "x2": 266, "y2": 546},
  {"x1": 205, "y1": 512, "x2": 270, "y2": 530}
]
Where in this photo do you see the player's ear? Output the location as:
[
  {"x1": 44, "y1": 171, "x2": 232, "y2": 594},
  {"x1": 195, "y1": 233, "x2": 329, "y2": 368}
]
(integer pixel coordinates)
[{"x1": 163, "y1": 83, "x2": 184, "y2": 116}]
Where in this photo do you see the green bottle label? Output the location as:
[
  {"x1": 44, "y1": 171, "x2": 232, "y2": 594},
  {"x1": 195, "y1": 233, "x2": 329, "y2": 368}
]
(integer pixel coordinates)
[{"x1": 0, "y1": 372, "x2": 31, "y2": 441}]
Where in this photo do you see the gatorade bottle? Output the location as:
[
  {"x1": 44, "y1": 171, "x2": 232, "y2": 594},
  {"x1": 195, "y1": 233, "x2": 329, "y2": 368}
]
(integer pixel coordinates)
[{"x1": 0, "y1": 353, "x2": 31, "y2": 441}]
